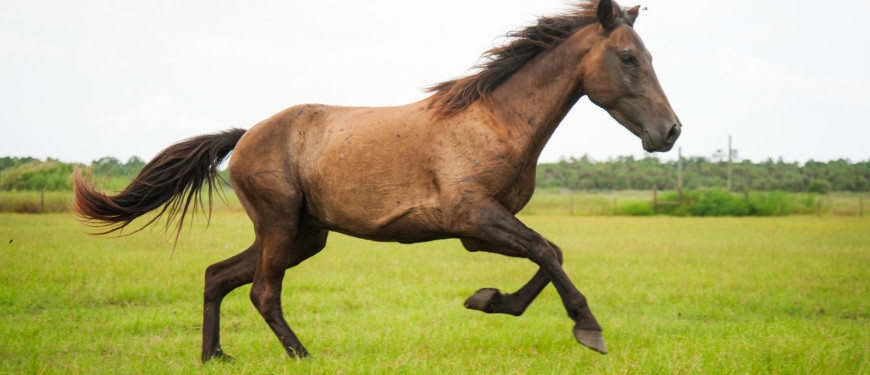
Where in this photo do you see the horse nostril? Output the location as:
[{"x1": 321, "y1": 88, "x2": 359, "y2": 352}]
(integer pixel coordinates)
[{"x1": 666, "y1": 124, "x2": 681, "y2": 143}]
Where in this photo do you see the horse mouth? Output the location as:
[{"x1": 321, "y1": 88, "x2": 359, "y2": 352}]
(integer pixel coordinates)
[{"x1": 642, "y1": 131, "x2": 675, "y2": 153}]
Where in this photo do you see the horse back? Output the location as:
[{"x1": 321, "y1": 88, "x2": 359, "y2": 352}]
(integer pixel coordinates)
[{"x1": 230, "y1": 101, "x2": 537, "y2": 241}]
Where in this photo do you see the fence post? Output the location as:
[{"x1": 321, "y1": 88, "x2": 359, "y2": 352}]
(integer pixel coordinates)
[
  {"x1": 817, "y1": 199, "x2": 821, "y2": 218},
  {"x1": 727, "y1": 135, "x2": 732, "y2": 192},
  {"x1": 569, "y1": 194, "x2": 574, "y2": 216},
  {"x1": 677, "y1": 147, "x2": 683, "y2": 203}
]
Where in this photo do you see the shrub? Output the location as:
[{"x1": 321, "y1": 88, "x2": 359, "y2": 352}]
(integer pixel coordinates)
[
  {"x1": 688, "y1": 188, "x2": 751, "y2": 216},
  {"x1": 654, "y1": 189, "x2": 810, "y2": 217},
  {"x1": 0, "y1": 160, "x2": 76, "y2": 191},
  {"x1": 806, "y1": 179, "x2": 830, "y2": 194},
  {"x1": 618, "y1": 201, "x2": 654, "y2": 216},
  {"x1": 656, "y1": 190, "x2": 698, "y2": 216},
  {"x1": 747, "y1": 190, "x2": 794, "y2": 216}
]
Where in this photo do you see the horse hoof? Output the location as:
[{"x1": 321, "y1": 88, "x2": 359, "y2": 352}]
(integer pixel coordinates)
[
  {"x1": 464, "y1": 288, "x2": 502, "y2": 313},
  {"x1": 287, "y1": 348, "x2": 310, "y2": 359},
  {"x1": 202, "y1": 348, "x2": 234, "y2": 363},
  {"x1": 573, "y1": 327, "x2": 608, "y2": 354}
]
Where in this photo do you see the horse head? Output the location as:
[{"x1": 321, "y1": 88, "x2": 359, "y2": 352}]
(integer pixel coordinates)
[{"x1": 580, "y1": 0, "x2": 681, "y2": 152}]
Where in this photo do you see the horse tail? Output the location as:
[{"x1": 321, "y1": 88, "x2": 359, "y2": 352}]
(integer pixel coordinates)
[{"x1": 73, "y1": 128, "x2": 247, "y2": 240}]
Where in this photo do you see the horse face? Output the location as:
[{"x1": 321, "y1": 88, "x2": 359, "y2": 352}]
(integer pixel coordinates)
[{"x1": 582, "y1": 1, "x2": 681, "y2": 152}]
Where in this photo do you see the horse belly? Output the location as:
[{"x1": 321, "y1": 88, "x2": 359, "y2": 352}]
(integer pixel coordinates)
[
  {"x1": 291, "y1": 103, "x2": 454, "y2": 241},
  {"x1": 300, "y1": 147, "x2": 444, "y2": 241},
  {"x1": 306, "y1": 185, "x2": 445, "y2": 242}
]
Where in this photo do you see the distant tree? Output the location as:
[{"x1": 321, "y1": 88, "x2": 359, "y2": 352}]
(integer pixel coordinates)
[
  {"x1": 0, "y1": 156, "x2": 39, "y2": 172},
  {"x1": 123, "y1": 156, "x2": 146, "y2": 176},
  {"x1": 92, "y1": 156, "x2": 122, "y2": 176}
]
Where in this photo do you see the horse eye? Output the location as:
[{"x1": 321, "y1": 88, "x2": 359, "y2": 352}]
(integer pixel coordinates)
[{"x1": 620, "y1": 54, "x2": 637, "y2": 66}]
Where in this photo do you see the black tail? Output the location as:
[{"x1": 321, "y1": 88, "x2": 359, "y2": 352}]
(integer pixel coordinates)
[{"x1": 74, "y1": 128, "x2": 247, "y2": 239}]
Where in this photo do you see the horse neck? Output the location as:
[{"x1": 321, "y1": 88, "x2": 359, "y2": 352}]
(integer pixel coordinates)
[{"x1": 486, "y1": 27, "x2": 595, "y2": 161}]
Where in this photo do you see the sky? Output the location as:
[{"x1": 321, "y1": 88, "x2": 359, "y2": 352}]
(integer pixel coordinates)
[{"x1": 2, "y1": 0, "x2": 869, "y2": 165}]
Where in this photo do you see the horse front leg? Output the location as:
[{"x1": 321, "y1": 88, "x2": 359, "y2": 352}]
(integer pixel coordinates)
[
  {"x1": 456, "y1": 199, "x2": 607, "y2": 354},
  {"x1": 460, "y1": 238, "x2": 563, "y2": 316}
]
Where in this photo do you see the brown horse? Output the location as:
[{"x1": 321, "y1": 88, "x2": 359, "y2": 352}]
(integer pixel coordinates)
[{"x1": 74, "y1": 0, "x2": 680, "y2": 361}]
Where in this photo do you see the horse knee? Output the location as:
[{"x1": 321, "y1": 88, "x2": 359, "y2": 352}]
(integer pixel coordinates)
[
  {"x1": 249, "y1": 285, "x2": 265, "y2": 311},
  {"x1": 204, "y1": 261, "x2": 227, "y2": 283},
  {"x1": 249, "y1": 284, "x2": 282, "y2": 315},
  {"x1": 527, "y1": 238, "x2": 560, "y2": 264},
  {"x1": 546, "y1": 241, "x2": 564, "y2": 265},
  {"x1": 204, "y1": 243, "x2": 259, "y2": 303},
  {"x1": 204, "y1": 264, "x2": 227, "y2": 303}
]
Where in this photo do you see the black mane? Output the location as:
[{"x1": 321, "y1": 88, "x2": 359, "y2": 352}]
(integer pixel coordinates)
[{"x1": 427, "y1": 0, "x2": 631, "y2": 117}]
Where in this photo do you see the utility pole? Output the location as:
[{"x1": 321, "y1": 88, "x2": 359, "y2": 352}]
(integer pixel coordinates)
[
  {"x1": 677, "y1": 147, "x2": 683, "y2": 203},
  {"x1": 727, "y1": 135, "x2": 733, "y2": 192}
]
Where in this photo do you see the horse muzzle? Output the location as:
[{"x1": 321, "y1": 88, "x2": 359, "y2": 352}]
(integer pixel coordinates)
[{"x1": 642, "y1": 122, "x2": 681, "y2": 152}]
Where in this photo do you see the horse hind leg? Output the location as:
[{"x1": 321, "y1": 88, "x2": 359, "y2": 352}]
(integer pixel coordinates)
[
  {"x1": 249, "y1": 213, "x2": 328, "y2": 358},
  {"x1": 461, "y1": 239, "x2": 563, "y2": 316},
  {"x1": 201, "y1": 228, "x2": 327, "y2": 361},
  {"x1": 202, "y1": 242, "x2": 259, "y2": 362}
]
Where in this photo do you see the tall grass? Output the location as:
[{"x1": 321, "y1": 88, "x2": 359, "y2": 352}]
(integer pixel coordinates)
[
  {"x1": 0, "y1": 185, "x2": 240, "y2": 214},
  {"x1": 2, "y1": 188, "x2": 866, "y2": 219},
  {"x1": 522, "y1": 190, "x2": 868, "y2": 217},
  {"x1": 520, "y1": 190, "x2": 651, "y2": 216},
  {"x1": 0, "y1": 190, "x2": 73, "y2": 213}
]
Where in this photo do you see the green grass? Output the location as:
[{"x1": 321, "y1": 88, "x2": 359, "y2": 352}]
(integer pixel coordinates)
[{"x1": 0, "y1": 212, "x2": 868, "y2": 374}]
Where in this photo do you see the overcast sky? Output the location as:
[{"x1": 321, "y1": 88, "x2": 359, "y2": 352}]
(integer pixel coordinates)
[{"x1": 2, "y1": 0, "x2": 868, "y2": 165}]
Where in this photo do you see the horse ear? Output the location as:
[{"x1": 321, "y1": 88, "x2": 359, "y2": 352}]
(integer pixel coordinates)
[
  {"x1": 626, "y1": 5, "x2": 640, "y2": 26},
  {"x1": 597, "y1": 0, "x2": 619, "y2": 30}
]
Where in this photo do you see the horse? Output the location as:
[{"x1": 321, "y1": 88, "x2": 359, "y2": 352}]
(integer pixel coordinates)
[{"x1": 74, "y1": 0, "x2": 681, "y2": 361}]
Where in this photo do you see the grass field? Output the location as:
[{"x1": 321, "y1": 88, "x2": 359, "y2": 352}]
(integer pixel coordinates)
[{"x1": 1, "y1": 211, "x2": 868, "y2": 374}]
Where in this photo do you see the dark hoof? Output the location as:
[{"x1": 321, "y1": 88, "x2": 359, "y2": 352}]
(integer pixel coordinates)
[
  {"x1": 573, "y1": 327, "x2": 608, "y2": 354},
  {"x1": 464, "y1": 288, "x2": 502, "y2": 313},
  {"x1": 202, "y1": 347, "x2": 234, "y2": 363},
  {"x1": 287, "y1": 348, "x2": 310, "y2": 359}
]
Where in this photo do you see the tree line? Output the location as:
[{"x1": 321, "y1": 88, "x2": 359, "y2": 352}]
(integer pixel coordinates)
[
  {"x1": 2, "y1": 154, "x2": 869, "y2": 193},
  {"x1": 537, "y1": 155, "x2": 870, "y2": 193}
]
